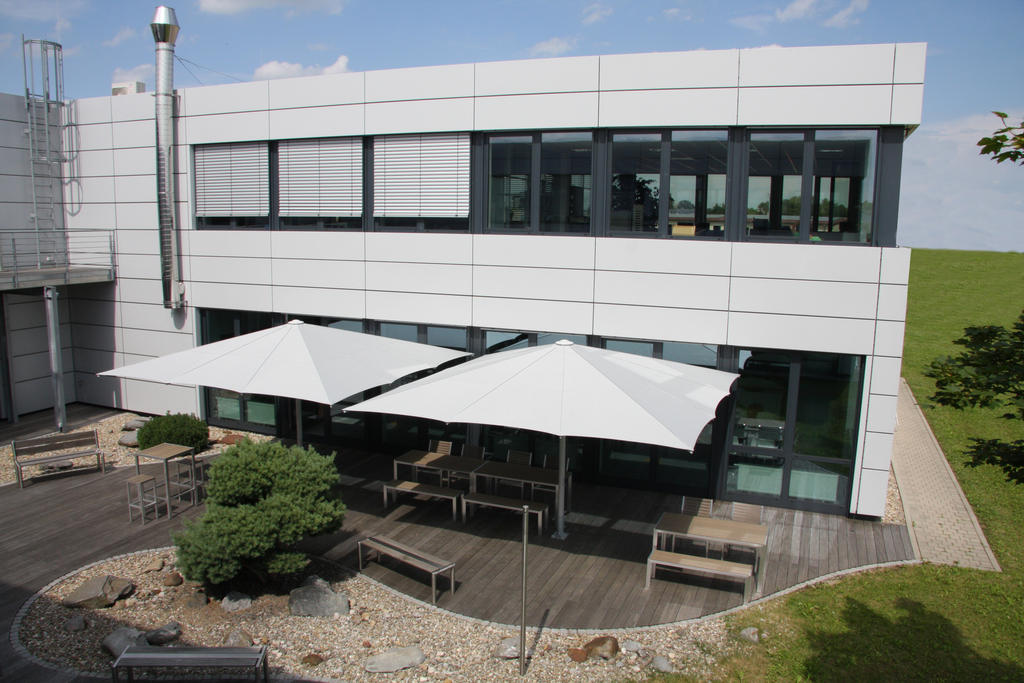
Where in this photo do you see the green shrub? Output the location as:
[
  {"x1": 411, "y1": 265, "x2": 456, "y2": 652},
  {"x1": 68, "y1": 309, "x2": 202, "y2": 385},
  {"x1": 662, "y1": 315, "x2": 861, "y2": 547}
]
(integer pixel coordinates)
[
  {"x1": 173, "y1": 440, "x2": 345, "y2": 586},
  {"x1": 137, "y1": 413, "x2": 210, "y2": 453}
]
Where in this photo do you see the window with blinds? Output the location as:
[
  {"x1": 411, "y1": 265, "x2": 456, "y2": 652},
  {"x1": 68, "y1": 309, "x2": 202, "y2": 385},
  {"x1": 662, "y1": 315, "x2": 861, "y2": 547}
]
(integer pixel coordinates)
[
  {"x1": 193, "y1": 142, "x2": 269, "y2": 219},
  {"x1": 278, "y1": 137, "x2": 363, "y2": 217},
  {"x1": 373, "y1": 133, "x2": 471, "y2": 219}
]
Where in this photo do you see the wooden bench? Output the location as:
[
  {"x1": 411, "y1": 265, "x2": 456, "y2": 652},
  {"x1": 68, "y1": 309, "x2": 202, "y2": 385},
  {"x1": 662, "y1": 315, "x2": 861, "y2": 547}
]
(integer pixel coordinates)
[
  {"x1": 111, "y1": 644, "x2": 267, "y2": 682},
  {"x1": 645, "y1": 549, "x2": 754, "y2": 601},
  {"x1": 382, "y1": 479, "x2": 462, "y2": 520},
  {"x1": 12, "y1": 430, "x2": 104, "y2": 488},
  {"x1": 462, "y1": 491, "x2": 547, "y2": 534},
  {"x1": 358, "y1": 535, "x2": 455, "y2": 605}
]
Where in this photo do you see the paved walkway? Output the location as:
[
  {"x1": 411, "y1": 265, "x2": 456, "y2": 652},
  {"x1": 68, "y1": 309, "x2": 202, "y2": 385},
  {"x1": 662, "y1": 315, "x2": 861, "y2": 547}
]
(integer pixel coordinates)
[{"x1": 892, "y1": 379, "x2": 1001, "y2": 572}]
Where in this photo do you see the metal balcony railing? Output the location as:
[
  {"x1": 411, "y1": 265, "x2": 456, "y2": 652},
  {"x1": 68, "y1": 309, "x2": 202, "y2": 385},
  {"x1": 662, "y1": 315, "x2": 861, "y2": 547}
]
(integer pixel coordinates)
[{"x1": 0, "y1": 229, "x2": 115, "y2": 289}]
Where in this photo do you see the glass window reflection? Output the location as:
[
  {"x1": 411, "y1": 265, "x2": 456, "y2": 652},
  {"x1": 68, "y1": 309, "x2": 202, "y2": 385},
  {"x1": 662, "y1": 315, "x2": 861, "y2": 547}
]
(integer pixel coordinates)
[
  {"x1": 669, "y1": 131, "x2": 727, "y2": 238},
  {"x1": 611, "y1": 133, "x2": 661, "y2": 233},
  {"x1": 747, "y1": 133, "x2": 804, "y2": 239},
  {"x1": 540, "y1": 132, "x2": 592, "y2": 233},
  {"x1": 488, "y1": 135, "x2": 532, "y2": 230},
  {"x1": 813, "y1": 130, "x2": 876, "y2": 243}
]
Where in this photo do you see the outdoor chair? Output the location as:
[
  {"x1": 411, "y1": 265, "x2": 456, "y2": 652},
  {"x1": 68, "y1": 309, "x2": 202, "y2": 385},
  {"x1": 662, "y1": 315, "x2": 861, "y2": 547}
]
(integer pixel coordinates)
[
  {"x1": 729, "y1": 501, "x2": 764, "y2": 524},
  {"x1": 496, "y1": 450, "x2": 533, "y2": 497},
  {"x1": 681, "y1": 496, "x2": 714, "y2": 517},
  {"x1": 428, "y1": 439, "x2": 454, "y2": 456},
  {"x1": 460, "y1": 445, "x2": 484, "y2": 459}
]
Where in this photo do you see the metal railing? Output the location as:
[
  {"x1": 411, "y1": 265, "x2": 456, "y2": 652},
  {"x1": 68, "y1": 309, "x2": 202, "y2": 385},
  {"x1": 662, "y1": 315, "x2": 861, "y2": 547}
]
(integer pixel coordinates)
[{"x1": 0, "y1": 229, "x2": 115, "y2": 288}]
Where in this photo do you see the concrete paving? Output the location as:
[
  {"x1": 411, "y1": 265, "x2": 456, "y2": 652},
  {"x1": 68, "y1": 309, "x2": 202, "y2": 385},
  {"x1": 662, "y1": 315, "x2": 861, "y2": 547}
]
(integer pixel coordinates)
[{"x1": 892, "y1": 379, "x2": 1001, "y2": 572}]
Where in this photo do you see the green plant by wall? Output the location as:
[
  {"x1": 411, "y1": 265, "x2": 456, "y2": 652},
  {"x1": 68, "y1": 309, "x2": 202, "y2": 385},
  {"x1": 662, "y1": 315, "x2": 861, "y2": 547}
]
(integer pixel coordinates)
[
  {"x1": 136, "y1": 413, "x2": 210, "y2": 453},
  {"x1": 173, "y1": 440, "x2": 345, "y2": 586}
]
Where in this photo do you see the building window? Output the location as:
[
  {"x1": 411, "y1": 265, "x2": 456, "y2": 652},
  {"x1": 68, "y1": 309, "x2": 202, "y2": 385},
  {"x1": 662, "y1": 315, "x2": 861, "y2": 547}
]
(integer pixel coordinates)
[
  {"x1": 746, "y1": 132, "x2": 805, "y2": 240},
  {"x1": 610, "y1": 133, "x2": 661, "y2": 233},
  {"x1": 374, "y1": 133, "x2": 471, "y2": 231},
  {"x1": 813, "y1": 130, "x2": 877, "y2": 243},
  {"x1": 278, "y1": 137, "x2": 362, "y2": 230},
  {"x1": 540, "y1": 132, "x2": 592, "y2": 233},
  {"x1": 194, "y1": 142, "x2": 270, "y2": 229},
  {"x1": 723, "y1": 349, "x2": 863, "y2": 511},
  {"x1": 669, "y1": 131, "x2": 728, "y2": 238}
]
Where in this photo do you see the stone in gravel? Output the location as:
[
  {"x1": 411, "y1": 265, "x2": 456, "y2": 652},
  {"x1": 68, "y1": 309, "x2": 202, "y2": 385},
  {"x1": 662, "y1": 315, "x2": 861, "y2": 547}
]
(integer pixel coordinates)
[
  {"x1": 567, "y1": 647, "x2": 587, "y2": 663},
  {"x1": 102, "y1": 627, "x2": 147, "y2": 657},
  {"x1": 145, "y1": 621, "x2": 182, "y2": 645},
  {"x1": 143, "y1": 557, "x2": 164, "y2": 573},
  {"x1": 63, "y1": 575, "x2": 134, "y2": 608},
  {"x1": 63, "y1": 613, "x2": 87, "y2": 632},
  {"x1": 301, "y1": 653, "x2": 325, "y2": 666},
  {"x1": 123, "y1": 418, "x2": 149, "y2": 430},
  {"x1": 739, "y1": 626, "x2": 760, "y2": 643},
  {"x1": 364, "y1": 645, "x2": 426, "y2": 673},
  {"x1": 621, "y1": 639, "x2": 643, "y2": 653},
  {"x1": 220, "y1": 433, "x2": 246, "y2": 445},
  {"x1": 221, "y1": 591, "x2": 252, "y2": 612},
  {"x1": 162, "y1": 571, "x2": 183, "y2": 586},
  {"x1": 493, "y1": 637, "x2": 520, "y2": 659},
  {"x1": 289, "y1": 575, "x2": 349, "y2": 617},
  {"x1": 223, "y1": 629, "x2": 253, "y2": 647},
  {"x1": 651, "y1": 655, "x2": 674, "y2": 673},
  {"x1": 184, "y1": 590, "x2": 208, "y2": 609},
  {"x1": 584, "y1": 635, "x2": 620, "y2": 659},
  {"x1": 117, "y1": 432, "x2": 138, "y2": 447}
]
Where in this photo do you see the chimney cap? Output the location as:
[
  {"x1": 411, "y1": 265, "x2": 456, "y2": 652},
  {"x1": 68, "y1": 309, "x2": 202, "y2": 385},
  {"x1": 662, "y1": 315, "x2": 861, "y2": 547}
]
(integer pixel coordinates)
[{"x1": 151, "y1": 6, "x2": 180, "y2": 45}]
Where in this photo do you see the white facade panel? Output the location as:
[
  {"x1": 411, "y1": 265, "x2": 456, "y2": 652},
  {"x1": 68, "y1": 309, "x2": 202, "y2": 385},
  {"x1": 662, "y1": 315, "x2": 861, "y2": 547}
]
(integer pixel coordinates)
[
  {"x1": 730, "y1": 278, "x2": 879, "y2": 319},
  {"x1": 599, "y1": 89, "x2": 738, "y2": 128},
  {"x1": 600, "y1": 50, "x2": 740, "y2": 90},
  {"x1": 75, "y1": 176, "x2": 115, "y2": 204},
  {"x1": 70, "y1": 323, "x2": 118, "y2": 352},
  {"x1": 120, "y1": 328, "x2": 194, "y2": 357},
  {"x1": 739, "y1": 44, "x2": 895, "y2": 87},
  {"x1": 365, "y1": 233, "x2": 472, "y2": 264},
  {"x1": 731, "y1": 242, "x2": 881, "y2": 282},
  {"x1": 473, "y1": 234, "x2": 595, "y2": 269},
  {"x1": 473, "y1": 296, "x2": 593, "y2": 335},
  {"x1": 74, "y1": 347, "x2": 120, "y2": 375},
  {"x1": 475, "y1": 56, "x2": 600, "y2": 96},
  {"x1": 738, "y1": 85, "x2": 894, "y2": 126},
  {"x1": 870, "y1": 355, "x2": 902, "y2": 397},
  {"x1": 866, "y1": 394, "x2": 898, "y2": 434},
  {"x1": 118, "y1": 302, "x2": 191, "y2": 333},
  {"x1": 71, "y1": 123, "x2": 113, "y2": 151},
  {"x1": 188, "y1": 230, "x2": 273, "y2": 258},
  {"x1": 861, "y1": 431, "x2": 896, "y2": 471},
  {"x1": 189, "y1": 255, "x2": 272, "y2": 285},
  {"x1": 593, "y1": 304, "x2": 728, "y2": 345},
  {"x1": 367, "y1": 290, "x2": 472, "y2": 327},
  {"x1": 880, "y1": 247, "x2": 912, "y2": 285},
  {"x1": 365, "y1": 63, "x2": 475, "y2": 102},
  {"x1": 115, "y1": 277, "x2": 170, "y2": 304},
  {"x1": 109, "y1": 92, "x2": 154, "y2": 122},
  {"x1": 364, "y1": 98, "x2": 474, "y2": 135},
  {"x1": 123, "y1": 380, "x2": 199, "y2": 416},
  {"x1": 115, "y1": 229, "x2": 159, "y2": 255},
  {"x1": 877, "y1": 284, "x2": 909, "y2": 322},
  {"x1": 186, "y1": 111, "x2": 271, "y2": 145},
  {"x1": 115, "y1": 202, "x2": 158, "y2": 228},
  {"x1": 183, "y1": 80, "x2": 270, "y2": 117},
  {"x1": 473, "y1": 265, "x2": 594, "y2": 303},
  {"x1": 890, "y1": 84, "x2": 925, "y2": 126},
  {"x1": 112, "y1": 146, "x2": 156, "y2": 176},
  {"x1": 269, "y1": 104, "x2": 364, "y2": 140},
  {"x1": 188, "y1": 281, "x2": 274, "y2": 311},
  {"x1": 272, "y1": 286, "x2": 366, "y2": 319},
  {"x1": 728, "y1": 312, "x2": 876, "y2": 355},
  {"x1": 111, "y1": 120, "x2": 157, "y2": 149},
  {"x1": 272, "y1": 258, "x2": 365, "y2": 289},
  {"x1": 268, "y1": 71, "x2": 365, "y2": 109},
  {"x1": 114, "y1": 174, "x2": 157, "y2": 203},
  {"x1": 270, "y1": 230, "x2": 365, "y2": 260},
  {"x1": 475, "y1": 92, "x2": 599, "y2": 131},
  {"x1": 893, "y1": 42, "x2": 928, "y2": 84},
  {"x1": 594, "y1": 238, "x2": 732, "y2": 276},
  {"x1": 366, "y1": 261, "x2": 472, "y2": 296},
  {"x1": 69, "y1": 97, "x2": 113, "y2": 125},
  {"x1": 112, "y1": 254, "x2": 160, "y2": 280},
  {"x1": 65, "y1": 203, "x2": 116, "y2": 229},
  {"x1": 594, "y1": 271, "x2": 728, "y2": 310},
  {"x1": 854, "y1": 468, "x2": 889, "y2": 517},
  {"x1": 76, "y1": 149, "x2": 116, "y2": 177},
  {"x1": 873, "y1": 320, "x2": 906, "y2": 357}
]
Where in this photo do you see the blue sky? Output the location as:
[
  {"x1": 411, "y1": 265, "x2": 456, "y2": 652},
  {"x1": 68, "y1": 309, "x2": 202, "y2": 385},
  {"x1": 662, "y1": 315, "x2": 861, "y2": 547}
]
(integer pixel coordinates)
[{"x1": 0, "y1": 0, "x2": 1020, "y2": 251}]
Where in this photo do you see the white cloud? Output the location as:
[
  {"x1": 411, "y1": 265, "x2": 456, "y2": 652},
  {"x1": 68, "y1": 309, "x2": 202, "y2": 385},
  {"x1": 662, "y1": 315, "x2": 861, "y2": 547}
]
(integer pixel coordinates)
[
  {"x1": 663, "y1": 7, "x2": 691, "y2": 21},
  {"x1": 528, "y1": 36, "x2": 576, "y2": 58},
  {"x1": 824, "y1": 0, "x2": 869, "y2": 28},
  {"x1": 0, "y1": 0, "x2": 86, "y2": 21},
  {"x1": 899, "y1": 111, "x2": 1024, "y2": 252},
  {"x1": 103, "y1": 27, "x2": 136, "y2": 48},
  {"x1": 112, "y1": 63, "x2": 155, "y2": 85},
  {"x1": 253, "y1": 54, "x2": 349, "y2": 80},
  {"x1": 775, "y1": 0, "x2": 818, "y2": 22},
  {"x1": 730, "y1": 14, "x2": 773, "y2": 31},
  {"x1": 199, "y1": 0, "x2": 343, "y2": 15},
  {"x1": 582, "y1": 3, "x2": 612, "y2": 25}
]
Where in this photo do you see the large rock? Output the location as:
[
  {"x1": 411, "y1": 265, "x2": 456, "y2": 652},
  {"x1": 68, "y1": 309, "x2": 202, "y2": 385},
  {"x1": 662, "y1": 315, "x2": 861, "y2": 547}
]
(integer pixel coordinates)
[
  {"x1": 102, "y1": 627, "x2": 147, "y2": 657},
  {"x1": 223, "y1": 629, "x2": 254, "y2": 647},
  {"x1": 63, "y1": 614, "x2": 87, "y2": 632},
  {"x1": 493, "y1": 637, "x2": 520, "y2": 659},
  {"x1": 583, "y1": 636, "x2": 620, "y2": 660},
  {"x1": 145, "y1": 621, "x2": 181, "y2": 645},
  {"x1": 123, "y1": 418, "x2": 149, "y2": 431},
  {"x1": 289, "y1": 575, "x2": 350, "y2": 617},
  {"x1": 117, "y1": 432, "x2": 139, "y2": 447},
  {"x1": 364, "y1": 645, "x2": 425, "y2": 673},
  {"x1": 221, "y1": 591, "x2": 252, "y2": 612},
  {"x1": 651, "y1": 655, "x2": 674, "y2": 673},
  {"x1": 63, "y1": 575, "x2": 134, "y2": 609},
  {"x1": 739, "y1": 626, "x2": 760, "y2": 643}
]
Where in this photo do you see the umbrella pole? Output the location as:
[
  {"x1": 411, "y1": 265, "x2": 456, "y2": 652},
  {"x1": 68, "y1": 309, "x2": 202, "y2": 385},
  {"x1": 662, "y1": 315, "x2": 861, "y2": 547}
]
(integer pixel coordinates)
[
  {"x1": 295, "y1": 399, "x2": 303, "y2": 448},
  {"x1": 553, "y1": 436, "x2": 567, "y2": 540}
]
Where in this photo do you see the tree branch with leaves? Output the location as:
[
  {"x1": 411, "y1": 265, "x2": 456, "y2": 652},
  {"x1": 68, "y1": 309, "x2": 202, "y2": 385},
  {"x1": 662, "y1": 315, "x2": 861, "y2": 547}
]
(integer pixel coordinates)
[{"x1": 977, "y1": 111, "x2": 1024, "y2": 165}]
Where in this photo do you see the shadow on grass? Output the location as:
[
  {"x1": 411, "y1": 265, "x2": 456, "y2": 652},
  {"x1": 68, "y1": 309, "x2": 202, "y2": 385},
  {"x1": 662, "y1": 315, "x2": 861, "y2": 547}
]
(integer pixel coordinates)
[
  {"x1": 801, "y1": 597, "x2": 1023, "y2": 681},
  {"x1": 966, "y1": 438, "x2": 1024, "y2": 485}
]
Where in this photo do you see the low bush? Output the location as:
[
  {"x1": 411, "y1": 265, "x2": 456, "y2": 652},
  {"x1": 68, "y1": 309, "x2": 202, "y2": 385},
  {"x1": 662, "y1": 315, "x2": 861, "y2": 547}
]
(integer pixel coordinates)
[
  {"x1": 137, "y1": 413, "x2": 210, "y2": 453},
  {"x1": 174, "y1": 440, "x2": 345, "y2": 586}
]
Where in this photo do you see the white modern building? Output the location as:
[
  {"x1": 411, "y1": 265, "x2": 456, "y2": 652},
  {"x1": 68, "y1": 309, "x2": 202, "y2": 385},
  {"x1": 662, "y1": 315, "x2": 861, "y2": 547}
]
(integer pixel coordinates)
[{"x1": 0, "y1": 30, "x2": 925, "y2": 518}]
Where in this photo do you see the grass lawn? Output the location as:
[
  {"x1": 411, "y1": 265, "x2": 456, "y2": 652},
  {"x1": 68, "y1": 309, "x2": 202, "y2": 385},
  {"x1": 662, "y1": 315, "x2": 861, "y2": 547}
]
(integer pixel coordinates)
[{"x1": 660, "y1": 248, "x2": 1024, "y2": 682}]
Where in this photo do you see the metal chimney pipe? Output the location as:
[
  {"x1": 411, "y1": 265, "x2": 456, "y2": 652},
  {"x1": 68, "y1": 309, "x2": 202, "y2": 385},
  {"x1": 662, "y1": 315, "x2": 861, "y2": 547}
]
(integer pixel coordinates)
[{"x1": 151, "y1": 6, "x2": 182, "y2": 309}]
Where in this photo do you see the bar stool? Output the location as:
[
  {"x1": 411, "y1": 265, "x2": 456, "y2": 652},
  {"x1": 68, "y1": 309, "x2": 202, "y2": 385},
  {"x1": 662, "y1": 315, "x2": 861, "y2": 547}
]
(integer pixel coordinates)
[
  {"x1": 127, "y1": 474, "x2": 161, "y2": 524},
  {"x1": 167, "y1": 457, "x2": 198, "y2": 507}
]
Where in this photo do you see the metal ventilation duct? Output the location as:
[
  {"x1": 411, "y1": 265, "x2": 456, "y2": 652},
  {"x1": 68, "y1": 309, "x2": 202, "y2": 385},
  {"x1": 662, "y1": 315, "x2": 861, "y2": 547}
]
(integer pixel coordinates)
[{"x1": 151, "y1": 6, "x2": 182, "y2": 309}]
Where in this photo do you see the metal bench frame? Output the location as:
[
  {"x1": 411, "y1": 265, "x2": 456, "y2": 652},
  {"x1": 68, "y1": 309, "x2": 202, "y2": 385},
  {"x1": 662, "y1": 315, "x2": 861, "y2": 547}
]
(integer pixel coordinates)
[
  {"x1": 12, "y1": 430, "x2": 104, "y2": 488},
  {"x1": 382, "y1": 479, "x2": 462, "y2": 520},
  {"x1": 645, "y1": 549, "x2": 754, "y2": 601},
  {"x1": 462, "y1": 491, "x2": 547, "y2": 534},
  {"x1": 110, "y1": 644, "x2": 268, "y2": 682},
  {"x1": 358, "y1": 535, "x2": 455, "y2": 605}
]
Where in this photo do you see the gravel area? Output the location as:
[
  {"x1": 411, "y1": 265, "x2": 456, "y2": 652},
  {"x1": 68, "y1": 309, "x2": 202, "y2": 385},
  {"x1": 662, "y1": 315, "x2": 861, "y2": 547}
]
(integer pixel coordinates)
[
  {"x1": 0, "y1": 412, "x2": 272, "y2": 487},
  {"x1": 884, "y1": 466, "x2": 906, "y2": 525},
  {"x1": 19, "y1": 548, "x2": 743, "y2": 681}
]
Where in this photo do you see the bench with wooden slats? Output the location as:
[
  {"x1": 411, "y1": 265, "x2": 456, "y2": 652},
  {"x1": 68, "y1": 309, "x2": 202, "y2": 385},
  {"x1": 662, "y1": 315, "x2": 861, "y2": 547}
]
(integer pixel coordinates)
[
  {"x1": 12, "y1": 430, "x2": 104, "y2": 488},
  {"x1": 357, "y1": 535, "x2": 455, "y2": 604},
  {"x1": 462, "y1": 491, "x2": 547, "y2": 534},
  {"x1": 645, "y1": 549, "x2": 754, "y2": 601},
  {"x1": 111, "y1": 644, "x2": 267, "y2": 682},
  {"x1": 382, "y1": 479, "x2": 462, "y2": 520}
]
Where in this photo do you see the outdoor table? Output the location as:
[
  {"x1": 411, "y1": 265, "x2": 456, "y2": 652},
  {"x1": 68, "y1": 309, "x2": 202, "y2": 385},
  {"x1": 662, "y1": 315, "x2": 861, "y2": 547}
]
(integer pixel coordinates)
[
  {"x1": 134, "y1": 442, "x2": 196, "y2": 520},
  {"x1": 392, "y1": 450, "x2": 445, "y2": 481},
  {"x1": 470, "y1": 461, "x2": 562, "y2": 503},
  {"x1": 410, "y1": 455, "x2": 485, "y2": 487},
  {"x1": 653, "y1": 511, "x2": 769, "y2": 591}
]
